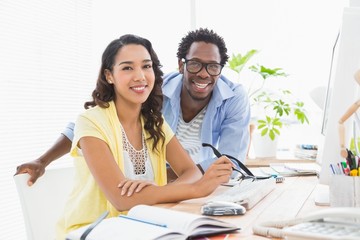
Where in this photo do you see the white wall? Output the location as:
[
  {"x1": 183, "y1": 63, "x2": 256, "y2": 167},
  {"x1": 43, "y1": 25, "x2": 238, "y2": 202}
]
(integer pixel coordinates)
[
  {"x1": 193, "y1": 0, "x2": 348, "y2": 148},
  {"x1": 91, "y1": 0, "x2": 193, "y2": 75},
  {"x1": 91, "y1": 0, "x2": 348, "y2": 147}
]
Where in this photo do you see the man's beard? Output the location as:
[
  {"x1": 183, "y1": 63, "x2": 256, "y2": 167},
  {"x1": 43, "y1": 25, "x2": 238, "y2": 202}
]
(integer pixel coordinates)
[{"x1": 186, "y1": 86, "x2": 210, "y2": 101}]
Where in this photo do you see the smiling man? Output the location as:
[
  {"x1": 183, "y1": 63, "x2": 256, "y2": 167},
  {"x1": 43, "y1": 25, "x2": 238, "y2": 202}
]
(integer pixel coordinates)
[
  {"x1": 15, "y1": 28, "x2": 250, "y2": 183},
  {"x1": 162, "y1": 28, "x2": 250, "y2": 174}
]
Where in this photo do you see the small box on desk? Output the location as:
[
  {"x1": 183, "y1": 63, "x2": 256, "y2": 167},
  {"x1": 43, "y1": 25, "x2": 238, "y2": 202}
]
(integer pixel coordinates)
[{"x1": 330, "y1": 175, "x2": 360, "y2": 207}]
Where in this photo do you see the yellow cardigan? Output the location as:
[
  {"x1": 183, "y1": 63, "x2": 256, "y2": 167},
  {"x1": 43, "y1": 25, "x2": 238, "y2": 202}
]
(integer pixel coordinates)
[{"x1": 56, "y1": 101, "x2": 173, "y2": 239}]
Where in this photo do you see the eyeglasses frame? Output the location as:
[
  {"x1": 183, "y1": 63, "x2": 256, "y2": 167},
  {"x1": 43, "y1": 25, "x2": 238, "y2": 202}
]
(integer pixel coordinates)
[
  {"x1": 202, "y1": 143, "x2": 272, "y2": 182},
  {"x1": 182, "y1": 58, "x2": 224, "y2": 76}
]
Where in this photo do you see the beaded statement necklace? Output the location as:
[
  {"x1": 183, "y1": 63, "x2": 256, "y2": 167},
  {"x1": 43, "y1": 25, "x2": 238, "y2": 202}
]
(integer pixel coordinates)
[{"x1": 120, "y1": 124, "x2": 147, "y2": 175}]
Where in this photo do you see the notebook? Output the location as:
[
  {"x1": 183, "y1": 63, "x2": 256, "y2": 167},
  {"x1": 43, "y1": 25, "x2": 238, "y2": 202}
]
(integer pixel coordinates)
[{"x1": 66, "y1": 205, "x2": 240, "y2": 240}]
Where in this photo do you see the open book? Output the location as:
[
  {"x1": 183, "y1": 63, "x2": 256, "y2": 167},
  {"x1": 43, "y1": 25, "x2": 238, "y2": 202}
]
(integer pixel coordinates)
[{"x1": 66, "y1": 205, "x2": 240, "y2": 240}]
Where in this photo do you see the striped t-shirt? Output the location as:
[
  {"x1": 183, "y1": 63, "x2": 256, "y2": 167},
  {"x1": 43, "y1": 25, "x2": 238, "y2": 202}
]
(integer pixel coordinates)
[{"x1": 176, "y1": 106, "x2": 207, "y2": 163}]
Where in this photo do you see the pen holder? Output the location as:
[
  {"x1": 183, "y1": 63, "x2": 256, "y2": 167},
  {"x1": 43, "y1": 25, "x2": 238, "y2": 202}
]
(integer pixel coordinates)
[{"x1": 329, "y1": 175, "x2": 360, "y2": 207}]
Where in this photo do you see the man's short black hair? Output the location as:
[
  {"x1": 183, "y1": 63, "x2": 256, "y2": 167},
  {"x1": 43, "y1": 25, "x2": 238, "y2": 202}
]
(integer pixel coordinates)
[{"x1": 177, "y1": 28, "x2": 229, "y2": 65}]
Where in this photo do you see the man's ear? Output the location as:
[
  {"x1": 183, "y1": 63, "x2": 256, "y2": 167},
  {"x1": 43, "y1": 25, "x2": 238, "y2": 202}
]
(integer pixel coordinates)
[{"x1": 178, "y1": 59, "x2": 184, "y2": 74}]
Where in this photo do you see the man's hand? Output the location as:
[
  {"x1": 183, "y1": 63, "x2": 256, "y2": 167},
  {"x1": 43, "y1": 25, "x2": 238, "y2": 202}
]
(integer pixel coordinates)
[
  {"x1": 14, "y1": 134, "x2": 72, "y2": 186},
  {"x1": 15, "y1": 160, "x2": 46, "y2": 186}
]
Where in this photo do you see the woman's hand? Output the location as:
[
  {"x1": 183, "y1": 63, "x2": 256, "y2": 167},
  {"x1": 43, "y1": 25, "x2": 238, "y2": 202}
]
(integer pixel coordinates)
[
  {"x1": 15, "y1": 160, "x2": 46, "y2": 186},
  {"x1": 195, "y1": 156, "x2": 233, "y2": 197},
  {"x1": 118, "y1": 179, "x2": 157, "y2": 197}
]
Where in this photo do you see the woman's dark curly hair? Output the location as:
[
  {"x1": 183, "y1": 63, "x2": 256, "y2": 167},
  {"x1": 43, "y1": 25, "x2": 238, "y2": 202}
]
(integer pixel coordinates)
[
  {"x1": 177, "y1": 28, "x2": 229, "y2": 65},
  {"x1": 84, "y1": 34, "x2": 165, "y2": 152}
]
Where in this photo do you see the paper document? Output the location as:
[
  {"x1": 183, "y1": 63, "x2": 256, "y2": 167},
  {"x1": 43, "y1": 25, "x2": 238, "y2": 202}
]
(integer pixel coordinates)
[{"x1": 261, "y1": 163, "x2": 320, "y2": 177}]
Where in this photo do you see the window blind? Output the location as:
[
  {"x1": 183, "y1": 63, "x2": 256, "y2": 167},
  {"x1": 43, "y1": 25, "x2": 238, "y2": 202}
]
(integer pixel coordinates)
[{"x1": 0, "y1": 0, "x2": 92, "y2": 238}]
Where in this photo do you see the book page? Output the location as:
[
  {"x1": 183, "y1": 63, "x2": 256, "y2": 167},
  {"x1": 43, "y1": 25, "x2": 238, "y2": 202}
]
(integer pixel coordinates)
[
  {"x1": 128, "y1": 205, "x2": 238, "y2": 236},
  {"x1": 66, "y1": 217, "x2": 184, "y2": 240}
]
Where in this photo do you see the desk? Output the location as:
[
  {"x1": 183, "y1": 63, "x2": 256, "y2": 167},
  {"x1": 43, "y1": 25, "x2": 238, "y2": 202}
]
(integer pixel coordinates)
[{"x1": 156, "y1": 175, "x2": 328, "y2": 239}]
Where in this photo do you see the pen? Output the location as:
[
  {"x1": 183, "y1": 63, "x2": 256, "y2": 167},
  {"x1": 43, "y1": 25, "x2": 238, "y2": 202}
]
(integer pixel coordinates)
[
  {"x1": 338, "y1": 162, "x2": 345, "y2": 175},
  {"x1": 329, "y1": 164, "x2": 336, "y2": 175},
  {"x1": 347, "y1": 149, "x2": 357, "y2": 170},
  {"x1": 346, "y1": 149, "x2": 353, "y2": 170},
  {"x1": 334, "y1": 163, "x2": 341, "y2": 174},
  {"x1": 119, "y1": 215, "x2": 167, "y2": 228},
  {"x1": 341, "y1": 162, "x2": 350, "y2": 175}
]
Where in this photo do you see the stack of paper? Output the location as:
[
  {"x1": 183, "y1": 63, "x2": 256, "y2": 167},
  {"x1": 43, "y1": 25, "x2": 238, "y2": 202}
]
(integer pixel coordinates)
[
  {"x1": 293, "y1": 144, "x2": 318, "y2": 160},
  {"x1": 260, "y1": 163, "x2": 321, "y2": 177}
]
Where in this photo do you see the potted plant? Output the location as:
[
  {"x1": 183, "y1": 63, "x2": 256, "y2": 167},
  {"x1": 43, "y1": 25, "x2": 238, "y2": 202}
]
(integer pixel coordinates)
[{"x1": 227, "y1": 50, "x2": 309, "y2": 157}]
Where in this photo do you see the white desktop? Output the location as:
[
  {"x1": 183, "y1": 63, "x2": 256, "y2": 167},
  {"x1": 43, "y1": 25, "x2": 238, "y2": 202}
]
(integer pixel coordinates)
[{"x1": 315, "y1": 3, "x2": 360, "y2": 205}]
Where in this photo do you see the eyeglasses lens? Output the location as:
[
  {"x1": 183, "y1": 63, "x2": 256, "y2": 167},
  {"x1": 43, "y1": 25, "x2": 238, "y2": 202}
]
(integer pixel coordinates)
[{"x1": 185, "y1": 60, "x2": 222, "y2": 76}]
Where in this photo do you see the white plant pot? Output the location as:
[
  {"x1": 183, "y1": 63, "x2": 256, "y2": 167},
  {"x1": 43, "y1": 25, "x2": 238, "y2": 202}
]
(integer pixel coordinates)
[{"x1": 252, "y1": 131, "x2": 279, "y2": 158}]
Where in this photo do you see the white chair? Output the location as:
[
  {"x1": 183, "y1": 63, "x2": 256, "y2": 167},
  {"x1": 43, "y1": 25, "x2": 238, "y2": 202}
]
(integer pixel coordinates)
[{"x1": 14, "y1": 166, "x2": 75, "y2": 240}]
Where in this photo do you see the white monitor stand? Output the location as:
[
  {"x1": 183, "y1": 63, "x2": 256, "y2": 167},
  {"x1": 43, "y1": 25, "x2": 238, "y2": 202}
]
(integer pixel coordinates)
[{"x1": 315, "y1": 5, "x2": 360, "y2": 206}]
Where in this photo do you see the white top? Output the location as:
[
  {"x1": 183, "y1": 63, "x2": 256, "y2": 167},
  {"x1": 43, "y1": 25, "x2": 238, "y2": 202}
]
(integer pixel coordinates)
[
  {"x1": 121, "y1": 124, "x2": 154, "y2": 180},
  {"x1": 123, "y1": 151, "x2": 154, "y2": 180}
]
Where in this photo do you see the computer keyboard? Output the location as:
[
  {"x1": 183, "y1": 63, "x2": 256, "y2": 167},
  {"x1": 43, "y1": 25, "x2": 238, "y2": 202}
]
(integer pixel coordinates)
[{"x1": 207, "y1": 177, "x2": 276, "y2": 210}]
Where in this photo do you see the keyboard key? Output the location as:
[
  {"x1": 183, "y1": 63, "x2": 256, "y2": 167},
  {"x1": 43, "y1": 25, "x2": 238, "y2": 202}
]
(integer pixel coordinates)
[{"x1": 207, "y1": 178, "x2": 276, "y2": 210}]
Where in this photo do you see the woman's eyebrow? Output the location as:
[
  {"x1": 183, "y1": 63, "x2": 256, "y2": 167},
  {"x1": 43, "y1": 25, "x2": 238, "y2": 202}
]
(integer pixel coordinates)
[{"x1": 118, "y1": 59, "x2": 152, "y2": 66}]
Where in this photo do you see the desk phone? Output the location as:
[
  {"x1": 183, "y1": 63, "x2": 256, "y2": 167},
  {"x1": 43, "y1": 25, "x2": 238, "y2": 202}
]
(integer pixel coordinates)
[
  {"x1": 253, "y1": 207, "x2": 360, "y2": 240},
  {"x1": 283, "y1": 221, "x2": 360, "y2": 240},
  {"x1": 283, "y1": 208, "x2": 360, "y2": 240}
]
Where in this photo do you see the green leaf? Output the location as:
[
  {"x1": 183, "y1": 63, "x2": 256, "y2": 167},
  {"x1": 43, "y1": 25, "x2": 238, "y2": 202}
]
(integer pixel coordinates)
[
  {"x1": 227, "y1": 50, "x2": 258, "y2": 74},
  {"x1": 273, "y1": 128, "x2": 280, "y2": 135},
  {"x1": 269, "y1": 130, "x2": 276, "y2": 140},
  {"x1": 261, "y1": 128, "x2": 268, "y2": 136},
  {"x1": 250, "y1": 65, "x2": 288, "y2": 80}
]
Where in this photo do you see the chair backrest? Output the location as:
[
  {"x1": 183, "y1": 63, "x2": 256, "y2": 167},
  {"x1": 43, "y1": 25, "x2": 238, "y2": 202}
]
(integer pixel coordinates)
[{"x1": 14, "y1": 166, "x2": 75, "y2": 240}]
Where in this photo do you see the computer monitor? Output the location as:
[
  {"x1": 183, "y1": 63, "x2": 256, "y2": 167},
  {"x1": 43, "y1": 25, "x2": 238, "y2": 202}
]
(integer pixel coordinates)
[{"x1": 315, "y1": 6, "x2": 360, "y2": 205}]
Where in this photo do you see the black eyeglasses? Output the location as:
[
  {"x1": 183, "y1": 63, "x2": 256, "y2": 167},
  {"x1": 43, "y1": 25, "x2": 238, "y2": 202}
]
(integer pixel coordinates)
[
  {"x1": 182, "y1": 58, "x2": 223, "y2": 76},
  {"x1": 202, "y1": 143, "x2": 272, "y2": 182}
]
